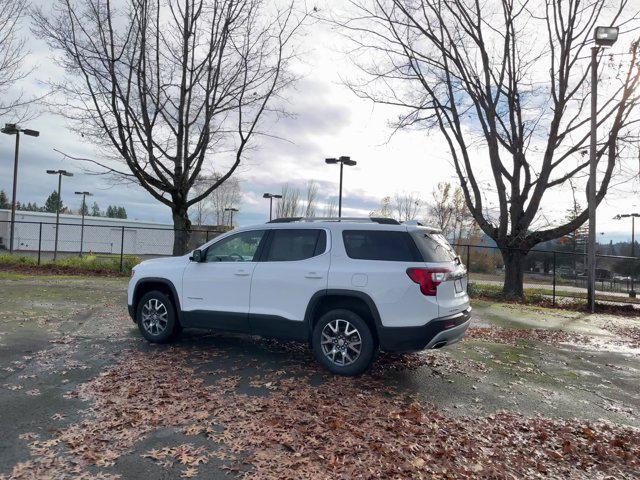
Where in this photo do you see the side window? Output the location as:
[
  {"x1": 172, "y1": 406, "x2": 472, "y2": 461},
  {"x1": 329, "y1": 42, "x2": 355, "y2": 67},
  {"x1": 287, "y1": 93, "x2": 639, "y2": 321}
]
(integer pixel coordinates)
[
  {"x1": 205, "y1": 230, "x2": 265, "y2": 262},
  {"x1": 265, "y1": 229, "x2": 326, "y2": 262},
  {"x1": 342, "y1": 230, "x2": 422, "y2": 262}
]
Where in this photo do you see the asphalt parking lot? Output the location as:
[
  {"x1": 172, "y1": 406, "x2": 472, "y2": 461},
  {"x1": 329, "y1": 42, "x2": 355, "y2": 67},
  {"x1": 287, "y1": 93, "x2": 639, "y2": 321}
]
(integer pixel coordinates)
[{"x1": 1, "y1": 274, "x2": 639, "y2": 479}]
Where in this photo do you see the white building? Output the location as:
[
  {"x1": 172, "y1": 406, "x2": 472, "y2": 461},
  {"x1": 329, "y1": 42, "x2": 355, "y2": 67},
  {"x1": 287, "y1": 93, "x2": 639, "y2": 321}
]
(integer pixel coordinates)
[{"x1": 0, "y1": 209, "x2": 177, "y2": 256}]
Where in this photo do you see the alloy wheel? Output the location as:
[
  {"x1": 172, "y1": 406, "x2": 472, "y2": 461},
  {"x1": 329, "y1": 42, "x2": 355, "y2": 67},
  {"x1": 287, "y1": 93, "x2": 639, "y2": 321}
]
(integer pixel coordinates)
[
  {"x1": 141, "y1": 298, "x2": 169, "y2": 336},
  {"x1": 320, "y1": 319, "x2": 362, "y2": 366}
]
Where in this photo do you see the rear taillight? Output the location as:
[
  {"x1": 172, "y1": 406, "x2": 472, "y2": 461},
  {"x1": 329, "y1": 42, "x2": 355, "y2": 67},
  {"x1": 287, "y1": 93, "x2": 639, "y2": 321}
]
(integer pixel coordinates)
[{"x1": 406, "y1": 267, "x2": 451, "y2": 296}]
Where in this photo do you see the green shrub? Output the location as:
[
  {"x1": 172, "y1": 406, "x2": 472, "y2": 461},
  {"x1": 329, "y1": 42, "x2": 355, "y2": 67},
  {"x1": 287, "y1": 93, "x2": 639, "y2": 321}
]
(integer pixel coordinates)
[{"x1": 0, "y1": 252, "x2": 142, "y2": 275}]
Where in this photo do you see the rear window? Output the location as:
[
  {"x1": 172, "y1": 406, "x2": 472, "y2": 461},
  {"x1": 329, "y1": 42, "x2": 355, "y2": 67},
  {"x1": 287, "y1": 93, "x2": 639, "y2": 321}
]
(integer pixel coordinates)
[
  {"x1": 342, "y1": 230, "x2": 422, "y2": 262},
  {"x1": 265, "y1": 229, "x2": 326, "y2": 261},
  {"x1": 410, "y1": 232, "x2": 458, "y2": 262}
]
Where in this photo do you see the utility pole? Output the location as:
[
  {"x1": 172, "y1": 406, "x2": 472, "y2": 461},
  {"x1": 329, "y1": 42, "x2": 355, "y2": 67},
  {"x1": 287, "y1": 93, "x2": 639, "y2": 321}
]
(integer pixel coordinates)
[
  {"x1": 46, "y1": 169, "x2": 74, "y2": 261},
  {"x1": 263, "y1": 193, "x2": 282, "y2": 221},
  {"x1": 75, "y1": 191, "x2": 92, "y2": 257},
  {"x1": 587, "y1": 26, "x2": 619, "y2": 313},
  {"x1": 325, "y1": 156, "x2": 356, "y2": 218},
  {"x1": 587, "y1": 45, "x2": 598, "y2": 313},
  {"x1": 224, "y1": 207, "x2": 238, "y2": 228},
  {"x1": 1, "y1": 124, "x2": 40, "y2": 253}
]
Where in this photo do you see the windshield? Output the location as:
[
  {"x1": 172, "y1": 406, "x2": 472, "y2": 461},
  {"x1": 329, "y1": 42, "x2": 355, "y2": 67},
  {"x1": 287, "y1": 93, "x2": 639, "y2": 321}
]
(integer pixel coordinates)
[{"x1": 410, "y1": 232, "x2": 458, "y2": 262}]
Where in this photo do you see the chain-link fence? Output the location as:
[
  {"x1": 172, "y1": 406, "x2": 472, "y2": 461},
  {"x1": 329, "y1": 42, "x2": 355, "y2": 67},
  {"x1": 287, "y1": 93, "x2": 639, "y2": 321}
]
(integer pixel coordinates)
[
  {"x1": 1, "y1": 219, "x2": 638, "y2": 309},
  {"x1": 453, "y1": 243, "x2": 640, "y2": 309},
  {"x1": 0, "y1": 219, "x2": 226, "y2": 270}
]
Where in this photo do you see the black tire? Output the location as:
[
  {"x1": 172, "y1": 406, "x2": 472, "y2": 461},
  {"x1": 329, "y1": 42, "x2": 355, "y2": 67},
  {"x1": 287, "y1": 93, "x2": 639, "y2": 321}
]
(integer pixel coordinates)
[
  {"x1": 312, "y1": 309, "x2": 376, "y2": 376},
  {"x1": 136, "y1": 291, "x2": 178, "y2": 344}
]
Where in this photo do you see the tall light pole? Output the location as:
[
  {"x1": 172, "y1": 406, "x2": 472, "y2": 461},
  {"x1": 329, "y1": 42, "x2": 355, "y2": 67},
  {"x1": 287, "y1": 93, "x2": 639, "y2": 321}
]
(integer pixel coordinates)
[
  {"x1": 1, "y1": 123, "x2": 40, "y2": 253},
  {"x1": 75, "y1": 191, "x2": 92, "y2": 257},
  {"x1": 587, "y1": 26, "x2": 618, "y2": 313},
  {"x1": 46, "y1": 169, "x2": 73, "y2": 260},
  {"x1": 224, "y1": 207, "x2": 238, "y2": 228},
  {"x1": 614, "y1": 213, "x2": 639, "y2": 298},
  {"x1": 325, "y1": 155, "x2": 356, "y2": 218},
  {"x1": 263, "y1": 193, "x2": 282, "y2": 221}
]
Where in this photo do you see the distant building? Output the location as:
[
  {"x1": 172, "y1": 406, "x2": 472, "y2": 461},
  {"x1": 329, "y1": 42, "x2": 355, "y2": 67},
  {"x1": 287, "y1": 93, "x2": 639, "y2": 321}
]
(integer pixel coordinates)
[{"x1": 0, "y1": 209, "x2": 177, "y2": 255}]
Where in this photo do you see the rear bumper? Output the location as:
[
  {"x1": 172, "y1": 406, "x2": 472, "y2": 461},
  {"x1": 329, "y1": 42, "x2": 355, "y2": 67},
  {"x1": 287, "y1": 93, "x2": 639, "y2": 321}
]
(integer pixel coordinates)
[{"x1": 378, "y1": 308, "x2": 471, "y2": 352}]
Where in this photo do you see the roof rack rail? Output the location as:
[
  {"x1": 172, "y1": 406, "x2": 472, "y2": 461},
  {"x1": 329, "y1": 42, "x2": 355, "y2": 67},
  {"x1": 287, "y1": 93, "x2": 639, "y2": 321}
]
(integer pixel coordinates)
[{"x1": 267, "y1": 216, "x2": 401, "y2": 225}]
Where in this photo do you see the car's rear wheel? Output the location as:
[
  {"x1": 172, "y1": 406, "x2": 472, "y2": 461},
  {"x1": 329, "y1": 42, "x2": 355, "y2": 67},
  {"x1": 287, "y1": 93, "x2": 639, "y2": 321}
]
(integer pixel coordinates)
[
  {"x1": 136, "y1": 291, "x2": 178, "y2": 343},
  {"x1": 312, "y1": 309, "x2": 375, "y2": 376}
]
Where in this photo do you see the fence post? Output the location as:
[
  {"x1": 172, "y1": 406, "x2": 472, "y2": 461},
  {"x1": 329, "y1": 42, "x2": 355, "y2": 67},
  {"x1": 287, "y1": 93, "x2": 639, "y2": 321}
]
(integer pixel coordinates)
[
  {"x1": 466, "y1": 244, "x2": 471, "y2": 272},
  {"x1": 205, "y1": 230, "x2": 209, "y2": 242},
  {"x1": 119, "y1": 226, "x2": 125, "y2": 272},
  {"x1": 552, "y1": 251, "x2": 557, "y2": 306},
  {"x1": 37, "y1": 222, "x2": 43, "y2": 265}
]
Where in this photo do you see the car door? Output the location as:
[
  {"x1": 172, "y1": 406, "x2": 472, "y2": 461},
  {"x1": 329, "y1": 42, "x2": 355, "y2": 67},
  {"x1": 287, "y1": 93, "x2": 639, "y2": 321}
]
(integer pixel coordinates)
[
  {"x1": 181, "y1": 229, "x2": 266, "y2": 332},
  {"x1": 249, "y1": 228, "x2": 330, "y2": 340}
]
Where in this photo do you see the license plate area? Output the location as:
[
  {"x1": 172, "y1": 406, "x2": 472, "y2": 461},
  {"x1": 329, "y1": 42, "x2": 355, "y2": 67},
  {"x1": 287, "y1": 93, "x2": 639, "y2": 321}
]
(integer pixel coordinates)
[{"x1": 454, "y1": 278, "x2": 464, "y2": 293}]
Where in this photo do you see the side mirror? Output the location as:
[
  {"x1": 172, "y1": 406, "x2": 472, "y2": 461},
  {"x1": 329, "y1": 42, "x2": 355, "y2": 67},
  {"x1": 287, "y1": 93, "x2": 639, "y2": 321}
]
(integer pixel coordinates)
[{"x1": 190, "y1": 249, "x2": 203, "y2": 262}]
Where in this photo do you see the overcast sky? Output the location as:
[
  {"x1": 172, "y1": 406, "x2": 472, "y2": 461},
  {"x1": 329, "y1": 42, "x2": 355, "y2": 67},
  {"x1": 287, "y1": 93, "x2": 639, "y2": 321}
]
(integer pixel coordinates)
[{"x1": 0, "y1": 0, "x2": 638, "y2": 243}]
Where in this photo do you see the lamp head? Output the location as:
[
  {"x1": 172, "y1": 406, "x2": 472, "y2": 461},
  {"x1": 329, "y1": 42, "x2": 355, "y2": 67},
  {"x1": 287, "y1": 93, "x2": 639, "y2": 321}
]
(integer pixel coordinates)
[
  {"x1": 22, "y1": 129, "x2": 39, "y2": 137},
  {"x1": 325, "y1": 158, "x2": 338, "y2": 164},
  {"x1": 1, "y1": 123, "x2": 18, "y2": 135},
  {"x1": 594, "y1": 26, "x2": 619, "y2": 47}
]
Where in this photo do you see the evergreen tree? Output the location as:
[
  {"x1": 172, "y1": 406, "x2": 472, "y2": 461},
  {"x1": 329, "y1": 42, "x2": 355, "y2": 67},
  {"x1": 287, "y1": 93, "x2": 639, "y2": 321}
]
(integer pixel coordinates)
[
  {"x1": 117, "y1": 206, "x2": 127, "y2": 219},
  {"x1": 91, "y1": 201, "x2": 101, "y2": 216},
  {"x1": 79, "y1": 202, "x2": 89, "y2": 216},
  {"x1": 0, "y1": 190, "x2": 9, "y2": 209},
  {"x1": 44, "y1": 191, "x2": 63, "y2": 213},
  {"x1": 106, "y1": 205, "x2": 115, "y2": 217}
]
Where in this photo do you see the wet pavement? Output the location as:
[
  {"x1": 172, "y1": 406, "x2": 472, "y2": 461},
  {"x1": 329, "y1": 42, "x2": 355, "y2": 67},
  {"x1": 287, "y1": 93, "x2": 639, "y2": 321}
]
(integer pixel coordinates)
[{"x1": 0, "y1": 274, "x2": 639, "y2": 478}]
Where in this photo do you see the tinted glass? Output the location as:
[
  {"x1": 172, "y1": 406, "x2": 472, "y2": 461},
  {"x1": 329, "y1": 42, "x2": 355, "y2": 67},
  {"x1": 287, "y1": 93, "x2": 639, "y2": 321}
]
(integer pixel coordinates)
[
  {"x1": 266, "y1": 229, "x2": 326, "y2": 261},
  {"x1": 205, "y1": 230, "x2": 265, "y2": 262},
  {"x1": 410, "y1": 232, "x2": 458, "y2": 262},
  {"x1": 342, "y1": 230, "x2": 422, "y2": 262}
]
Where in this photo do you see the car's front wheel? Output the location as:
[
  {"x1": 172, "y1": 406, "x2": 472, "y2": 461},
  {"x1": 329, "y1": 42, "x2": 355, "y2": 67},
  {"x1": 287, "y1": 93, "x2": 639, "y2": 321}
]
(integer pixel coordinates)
[
  {"x1": 136, "y1": 291, "x2": 178, "y2": 343},
  {"x1": 312, "y1": 309, "x2": 376, "y2": 376}
]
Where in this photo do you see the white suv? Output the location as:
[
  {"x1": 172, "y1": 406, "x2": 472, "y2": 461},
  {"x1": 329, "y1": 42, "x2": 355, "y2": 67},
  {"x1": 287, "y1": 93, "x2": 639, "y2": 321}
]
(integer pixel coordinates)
[{"x1": 127, "y1": 218, "x2": 471, "y2": 375}]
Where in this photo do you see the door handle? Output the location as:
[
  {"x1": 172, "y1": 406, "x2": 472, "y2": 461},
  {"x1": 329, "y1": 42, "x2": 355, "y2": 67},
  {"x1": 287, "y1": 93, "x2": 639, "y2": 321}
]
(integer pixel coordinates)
[
  {"x1": 305, "y1": 272, "x2": 323, "y2": 279},
  {"x1": 234, "y1": 270, "x2": 250, "y2": 276}
]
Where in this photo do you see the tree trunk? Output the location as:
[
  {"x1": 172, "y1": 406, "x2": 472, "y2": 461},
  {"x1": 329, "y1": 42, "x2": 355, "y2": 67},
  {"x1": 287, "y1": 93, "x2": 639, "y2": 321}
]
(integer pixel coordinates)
[
  {"x1": 172, "y1": 203, "x2": 191, "y2": 256},
  {"x1": 501, "y1": 248, "x2": 527, "y2": 298}
]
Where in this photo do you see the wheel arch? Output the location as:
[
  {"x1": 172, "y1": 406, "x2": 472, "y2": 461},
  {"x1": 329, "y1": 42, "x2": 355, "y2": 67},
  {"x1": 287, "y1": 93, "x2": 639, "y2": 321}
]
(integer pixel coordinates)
[
  {"x1": 304, "y1": 289, "x2": 382, "y2": 344},
  {"x1": 133, "y1": 277, "x2": 182, "y2": 324}
]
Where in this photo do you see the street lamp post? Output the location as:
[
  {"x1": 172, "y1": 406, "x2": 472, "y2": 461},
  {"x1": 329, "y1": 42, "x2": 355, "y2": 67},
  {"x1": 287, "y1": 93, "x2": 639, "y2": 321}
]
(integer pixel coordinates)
[
  {"x1": 614, "y1": 213, "x2": 639, "y2": 298},
  {"x1": 46, "y1": 169, "x2": 74, "y2": 261},
  {"x1": 325, "y1": 155, "x2": 356, "y2": 218},
  {"x1": 75, "y1": 191, "x2": 92, "y2": 257},
  {"x1": 224, "y1": 207, "x2": 238, "y2": 228},
  {"x1": 587, "y1": 26, "x2": 619, "y2": 313},
  {"x1": 262, "y1": 193, "x2": 282, "y2": 221},
  {"x1": 1, "y1": 123, "x2": 40, "y2": 253}
]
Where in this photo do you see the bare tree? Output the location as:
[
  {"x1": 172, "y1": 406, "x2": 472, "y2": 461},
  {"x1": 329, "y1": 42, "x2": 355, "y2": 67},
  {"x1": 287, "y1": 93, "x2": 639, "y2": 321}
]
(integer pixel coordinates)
[
  {"x1": 275, "y1": 182, "x2": 301, "y2": 218},
  {"x1": 369, "y1": 195, "x2": 393, "y2": 218},
  {"x1": 0, "y1": 0, "x2": 33, "y2": 120},
  {"x1": 34, "y1": 0, "x2": 308, "y2": 254},
  {"x1": 304, "y1": 180, "x2": 318, "y2": 217},
  {"x1": 191, "y1": 174, "x2": 241, "y2": 226},
  {"x1": 340, "y1": 0, "x2": 640, "y2": 297},
  {"x1": 323, "y1": 197, "x2": 338, "y2": 217},
  {"x1": 394, "y1": 192, "x2": 422, "y2": 221},
  {"x1": 428, "y1": 182, "x2": 475, "y2": 245}
]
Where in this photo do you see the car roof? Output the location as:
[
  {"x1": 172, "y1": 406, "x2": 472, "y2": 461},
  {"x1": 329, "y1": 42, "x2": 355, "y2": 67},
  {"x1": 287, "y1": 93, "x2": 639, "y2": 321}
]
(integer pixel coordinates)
[{"x1": 232, "y1": 218, "x2": 441, "y2": 233}]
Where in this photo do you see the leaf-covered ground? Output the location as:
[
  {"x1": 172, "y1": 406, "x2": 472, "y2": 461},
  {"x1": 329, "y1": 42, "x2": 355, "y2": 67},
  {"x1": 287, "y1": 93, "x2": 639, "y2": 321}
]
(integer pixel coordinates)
[{"x1": 0, "y1": 274, "x2": 639, "y2": 479}]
